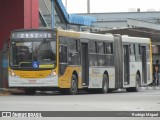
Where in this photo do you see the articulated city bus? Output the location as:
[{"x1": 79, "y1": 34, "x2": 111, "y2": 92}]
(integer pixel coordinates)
[{"x1": 8, "y1": 29, "x2": 152, "y2": 95}]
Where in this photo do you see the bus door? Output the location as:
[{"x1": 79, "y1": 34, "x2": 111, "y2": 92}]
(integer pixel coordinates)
[
  {"x1": 141, "y1": 46, "x2": 147, "y2": 84},
  {"x1": 81, "y1": 42, "x2": 89, "y2": 86},
  {"x1": 123, "y1": 45, "x2": 130, "y2": 85},
  {"x1": 114, "y1": 35, "x2": 123, "y2": 88}
]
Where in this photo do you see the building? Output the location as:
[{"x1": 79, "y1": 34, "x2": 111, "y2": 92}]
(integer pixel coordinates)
[{"x1": 78, "y1": 12, "x2": 160, "y2": 63}]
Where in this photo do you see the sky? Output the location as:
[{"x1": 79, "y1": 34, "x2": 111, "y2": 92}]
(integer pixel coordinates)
[{"x1": 62, "y1": 0, "x2": 160, "y2": 13}]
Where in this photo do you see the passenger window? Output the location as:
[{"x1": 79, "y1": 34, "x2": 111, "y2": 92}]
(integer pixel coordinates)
[
  {"x1": 105, "y1": 42, "x2": 113, "y2": 54},
  {"x1": 68, "y1": 39, "x2": 78, "y2": 65},
  {"x1": 98, "y1": 42, "x2": 105, "y2": 54},
  {"x1": 89, "y1": 41, "x2": 98, "y2": 66},
  {"x1": 59, "y1": 45, "x2": 67, "y2": 63},
  {"x1": 89, "y1": 41, "x2": 96, "y2": 53},
  {"x1": 130, "y1": 44, "x2": 135, "y2": 55}
]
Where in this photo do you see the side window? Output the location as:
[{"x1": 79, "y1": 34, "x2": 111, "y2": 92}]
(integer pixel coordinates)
[
  {"x1": 130, "y1": 44, "x2": 135, "y2": 62},
  {"x1": 105, "y1": 42, "x2": 114, "y2": 66},
  {"x1": 59, "y1": 45, "x2": 67, "y2": 63},
  {"x1": 59, "y1": 37, "x2": 68, "y2": 76},
  {"x1": 59, "y1": 36, "x2": 68, "y2": 45},
  {"x1": 98, "y1": 42, "x2": 105, "y2": 54},
  {"x1": 130, "y1": 44, "x2": 135, "y2": 55},
  {"x1": 89, "y1": 41, "x2": 98, "y2": 66},
  {"x1": 97, "y1": 42, "x2": 106, "y2": 66},
  {"x1": 105, "y1": 42, "x2": 113, "y2": 54},
  {"x1": 146, "y1": 45, "x2": 150, "y2": 62},
  {"x1": 146, "y1": 45, "x2": 149, "y2": 50},
  {"x1": 135, "y1": 44, "x2": 141, "y2": 61},
  {"x1": 68, "y1": 39, "x2": 78, "y2": 65},
  {"x1": 89, "y1": 41, "x2": 96, "y2": 53},
  {"x1": 138, "y1": 44, "x2": 141, "y2": 55}
]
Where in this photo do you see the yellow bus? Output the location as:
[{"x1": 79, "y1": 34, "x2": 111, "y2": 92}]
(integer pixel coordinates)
[{"x1": 8, "y1": 29, "x2": 152, "y2": 95}]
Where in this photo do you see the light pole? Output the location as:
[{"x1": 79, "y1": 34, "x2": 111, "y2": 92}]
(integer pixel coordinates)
[
  {"x1": 87, "y1": 0, "x2": 90, "y2": 13},
  {"x1": 65, "y1": 0, "x2": 67, "y2": 10},
  {"x1": 51, "y1": 0, "x2": 54, "y2": 29}
]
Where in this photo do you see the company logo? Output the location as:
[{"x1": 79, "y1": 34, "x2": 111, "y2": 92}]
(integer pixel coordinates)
[
  {"x1": 32, "y1": 61, "x2": 39, "y2": 68},
  {"x1": 1, "y1": 112, "x2": 42, "y2": 118},
  {"x1": 2, "y1": 112, "x2": 11, "y2": 117}
]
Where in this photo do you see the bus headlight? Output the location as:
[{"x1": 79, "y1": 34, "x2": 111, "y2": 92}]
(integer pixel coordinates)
[
  {"x1": 47, "y1": 70, "x2": 57, "y2": 77},
  {"x1": 52, "y1": 71, "x2": 57, "y2": 76},
  {"x1": 9, "y1": 70, "x2": 17, "y2": 77}
]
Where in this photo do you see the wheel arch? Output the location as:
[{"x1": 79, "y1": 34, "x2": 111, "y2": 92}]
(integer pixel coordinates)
[
  {"x1": 136, "y1": 70, "x2": 141, "y2": 85},
  {"x1": 104, "y1": 70, "x2": 109, "y2": 86},
  {"x1": 72, "y1": 70, "x2": 78, "y2": 85}
]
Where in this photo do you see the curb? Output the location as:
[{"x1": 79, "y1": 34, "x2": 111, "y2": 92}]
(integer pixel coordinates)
[
  {"x1": 117, "y1": 86, "x2": 160, "y2": 92},
  {"x1": 140, "y1": 86, "x2": 160, "y2": 90},
  {"x1": 1, "y1": 87, "x2": 160, "y2": 96},
  {"x1": 0, "y1": 88, "x2": 24, "y2": 96},
  {"x1": 0, "y1": 88, "x2": 10, "y2": 96}
]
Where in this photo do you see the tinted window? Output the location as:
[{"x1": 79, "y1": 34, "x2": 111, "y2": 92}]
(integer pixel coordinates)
[
  {"x1": 105, "y1": 42, "x2": 113, "y2": 54},
  {"x1": 89, "y1": 41, "x2": 98, "y2": 66},
  {"x1": 130, "y1": 44, "x2": 135, "y2": 61},
  {"x1": 59, "y1": 45, "x2": 67, "y2": 63},
  {"x1": 105, "y1": 42, "x2": 114, "y2": 66},
  {"x1": 97, "y1": 42, "x2": 106, "y2": 66},
  {"x1": 146, "y1": 45, "x2": 150, "y2": 62},
  {"x1": 59, "y1": 37, "x2": 68, "y2": 76},
  {"x1": 10, "y1": 41, "x2": 56, "y2": 69},
  {"x1": 130, "y1": 44, "x2": 135, "y2": 55},
  {"x1": 68, "y1": 39, "x2": 78, "y2": 65},
  {"x1": 89, "y1": 41, "x2": 97, "y2": 53},
  {"x1": 135, "y1": 44, "x2": 141, "y2": 61},
  {"x1": 59, "y1": 37, "x2": 68, "y2": 45},
  {"x1": 98, "y1": 42, "x2": 105, "y2": 54}
]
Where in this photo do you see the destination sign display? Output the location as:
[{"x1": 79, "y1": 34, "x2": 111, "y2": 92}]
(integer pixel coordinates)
[{"x1": 12, "y1": 30, "x2": 55, "y2": 39}]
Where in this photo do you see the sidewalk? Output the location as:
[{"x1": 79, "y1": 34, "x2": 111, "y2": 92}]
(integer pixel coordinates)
[
  {"x1": 115, "y1": 86, "x2": 160, "y2": 92},
  {"x1": 0, "y1": 88, "x2": 24, "y2": 96},
  {"x1": 140, "y1": 86, "x2": 160, "y2": 90},
  {"x1": 1, "y1": 86, "x2": 160, "y2": 96},
  {"x1": 0, "y1": 88, "x2": 10, "y2": 95}
]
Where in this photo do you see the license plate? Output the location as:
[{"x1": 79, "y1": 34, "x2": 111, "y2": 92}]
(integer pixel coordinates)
[{"x1": 29, "y1": 80, "x2": 37, "y2": 83}]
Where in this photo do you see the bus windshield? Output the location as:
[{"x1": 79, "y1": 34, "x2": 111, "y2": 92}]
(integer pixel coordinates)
[{"x1": 10, "y1": 40, "x2": 56, "y2": 69}]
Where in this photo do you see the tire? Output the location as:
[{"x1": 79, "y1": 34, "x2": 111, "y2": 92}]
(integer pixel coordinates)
[
  {"x1": 132, "y1": 74, "x2": 140, "y2": 92},
  {"x1": 101, "y1": 74, "x2": 109, "y2": 93},
  {"x1": 126, "y1": 74, "x2": 140, "y2": 92},
  {"x1": 126, "y1": 87, "x2": 132, "y2": 92},
  {"x1": 59, "y1": 75, "x2": 78, "y2": 95},
  {"x1": 25, "y1": 89, "x2": 36, "y2": 95},
  {"x1": 67, "y1": 75, "x2": 78, "y2": 95},
  {"x1": 107, "y1": 89, "x2": 115, "y2": 93},
  {"x1": 59, "y1": 89, "x2": 68, "y2": 95}
]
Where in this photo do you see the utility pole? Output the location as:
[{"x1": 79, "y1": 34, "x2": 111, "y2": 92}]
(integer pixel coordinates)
[
  {"x1": 87, "y1": 0, "x2": 90, "y2": 13},
  {"x1": 65, "y1": 0, "x2": 67, "y2": 10},
  {"x1": 51, "y1": 0, "x2": 54, "y2": 29}
]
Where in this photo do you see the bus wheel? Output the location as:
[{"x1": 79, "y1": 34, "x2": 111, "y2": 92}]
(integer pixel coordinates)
[
  {"x1": 25, "y1": 89, "x2": 36, "y2": 95},
  {"x1": 126, "y1": 74, "x2": 140, "y2": 92},
  {"x1": 101, "y1": 74, "x2": 109, "y2": 93},
  {"x1": 133, "y1": 74, "x2": 140, "y2": 92},
  {"x1": 68, "y1": 75, "x2": 78, "y2": 95}
]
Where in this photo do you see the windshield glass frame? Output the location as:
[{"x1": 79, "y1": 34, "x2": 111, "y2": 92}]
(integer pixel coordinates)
[{"x1": 9, "y1": 38, "x2": 57, "y2": 70}]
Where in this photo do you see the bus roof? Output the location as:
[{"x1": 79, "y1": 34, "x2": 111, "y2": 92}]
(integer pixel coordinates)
[
  {"x1": 11, "y1": 29, "x2": 150, "y2": 44},
  {"x1": 80, "y1": 32, "x2": 114, "y2": 42},
  {"x1": 122, "y1": 35, "x2": 150, "y2": 44},
  {"x1": 58, "y1": 29, "x2": 114, "y2": 42}
]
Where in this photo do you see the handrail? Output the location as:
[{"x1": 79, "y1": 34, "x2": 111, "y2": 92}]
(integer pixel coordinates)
[
  {"x1": 39, "y1": 0, "x2": 59, "y2": 28},
  {"x1": 43, "y1": 0, "x2": 51, "y2": 15},
  {"x1": 39, "y1": 10, "x2": 49, "y2": 27}
]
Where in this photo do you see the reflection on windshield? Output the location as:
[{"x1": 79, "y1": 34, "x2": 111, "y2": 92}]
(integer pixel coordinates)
[{"x1": 10, "y1": 40, "x2": 56, "y2": 69}]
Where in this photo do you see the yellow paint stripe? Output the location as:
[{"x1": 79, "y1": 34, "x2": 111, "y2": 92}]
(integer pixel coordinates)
[
  {"x1": 150, "y1": 39, "x2": 153, "y2": 80},
  {"x1": 58, "y1": 30, "x2": 80, "y2": 38}
]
